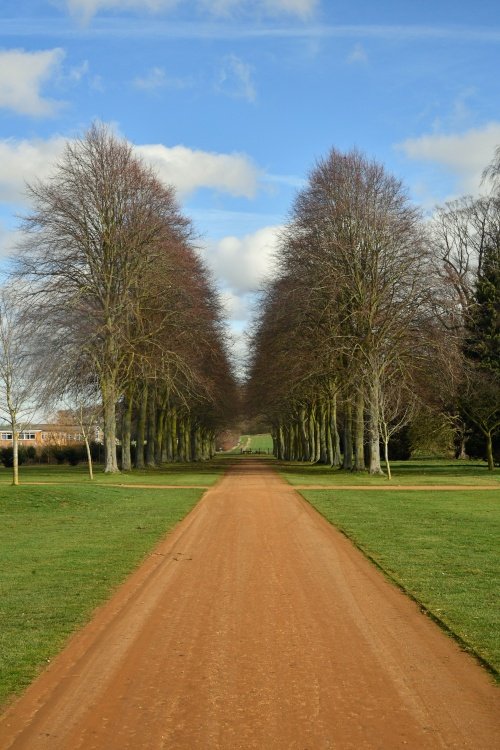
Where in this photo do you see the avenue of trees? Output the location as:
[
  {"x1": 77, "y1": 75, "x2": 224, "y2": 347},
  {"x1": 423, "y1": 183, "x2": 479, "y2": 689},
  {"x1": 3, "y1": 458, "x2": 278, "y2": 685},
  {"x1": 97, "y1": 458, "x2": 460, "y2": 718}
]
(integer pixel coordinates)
[
  {"x1": 247, "y1": 147, "x2": 500, "y2": 472},
  {"x1": 0, "y1": 125, "x2": 497, "y2": 481},
  {"x1": 0, "y1": 124, "x2": 236, "y2": 479}
]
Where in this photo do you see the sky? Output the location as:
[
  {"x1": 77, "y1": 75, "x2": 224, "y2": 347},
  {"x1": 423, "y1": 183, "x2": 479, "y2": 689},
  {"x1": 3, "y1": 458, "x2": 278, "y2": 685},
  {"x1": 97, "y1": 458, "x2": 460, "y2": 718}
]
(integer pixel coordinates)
[{"x1": 1, "y1": 0, "x2": 499, "y2": 369}]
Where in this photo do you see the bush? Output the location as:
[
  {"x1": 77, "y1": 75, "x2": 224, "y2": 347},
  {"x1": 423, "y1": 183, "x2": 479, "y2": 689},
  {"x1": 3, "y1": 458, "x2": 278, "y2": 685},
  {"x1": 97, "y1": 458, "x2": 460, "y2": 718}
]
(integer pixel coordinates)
[
  {"x1": 25, "y1": 446, "x2": 37, "y2": 463},
  {"x1": 387, "y1": 427, "x2": 412, "y2": 460},
  {"x1": 465, "y1": 430, "x2": 500, "y2": 465},
  {"x1": 0, "y1": 446, "x2": 29, "y2": 468},
  {"x1": 64, "y1": 446, "x2": 81, "y2": 466},
  {"x1": 52, "y1": 448, "x2": 67, "y2": 465}
]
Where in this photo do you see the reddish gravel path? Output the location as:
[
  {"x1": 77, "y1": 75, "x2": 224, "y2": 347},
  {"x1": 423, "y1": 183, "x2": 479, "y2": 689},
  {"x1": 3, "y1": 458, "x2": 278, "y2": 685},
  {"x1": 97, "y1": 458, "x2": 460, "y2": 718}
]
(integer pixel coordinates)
[{"x1": 1, "y1": 460, "x2": 498, "y2": 749}]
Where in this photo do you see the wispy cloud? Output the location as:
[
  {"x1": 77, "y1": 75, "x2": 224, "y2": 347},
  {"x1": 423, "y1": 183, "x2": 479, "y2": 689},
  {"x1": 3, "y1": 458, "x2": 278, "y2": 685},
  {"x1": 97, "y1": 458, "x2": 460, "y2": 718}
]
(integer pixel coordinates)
[
  {"x1": 216, "y1": 55, "x2": 256, "y2": 103},
  {"x1": 0, "y1": 48, "x2": 65, "y2": 117},
  {"x1": 3, "y1": 19, "x2": 500, "y2": 42},
  {"x1": 347, "y1": 42, "x2": 368, "y2": 64},
  {"x1": 132, "y1": 66, "x2": 193, "y2": 91},
  {"x1": 62, "y1": 0, "x2": 317, "y2": 23}
]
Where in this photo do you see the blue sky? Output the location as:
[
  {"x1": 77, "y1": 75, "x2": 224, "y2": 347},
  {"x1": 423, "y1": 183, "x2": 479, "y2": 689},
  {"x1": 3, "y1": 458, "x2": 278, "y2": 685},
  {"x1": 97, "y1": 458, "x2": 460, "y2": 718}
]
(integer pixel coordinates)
[{"x1": 1, "y1": 0, "x2": 499, "y2": 362}]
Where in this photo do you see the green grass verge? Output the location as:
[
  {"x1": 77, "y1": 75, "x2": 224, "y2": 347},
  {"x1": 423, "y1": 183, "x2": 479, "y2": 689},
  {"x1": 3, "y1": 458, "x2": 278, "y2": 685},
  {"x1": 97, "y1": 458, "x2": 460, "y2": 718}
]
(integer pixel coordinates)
[
  {"x1": 280, "y1": 459, "x2": 500, "y2": 486},
  {"x1": 0, "y1": 483, "x2": 204, "y2": 707},
  {"x1": 299, "y1": 487, "x2": 500, "y2": 677},
  {"x1": 0, "y1": 461, "x2": 225, "y2": 486}
]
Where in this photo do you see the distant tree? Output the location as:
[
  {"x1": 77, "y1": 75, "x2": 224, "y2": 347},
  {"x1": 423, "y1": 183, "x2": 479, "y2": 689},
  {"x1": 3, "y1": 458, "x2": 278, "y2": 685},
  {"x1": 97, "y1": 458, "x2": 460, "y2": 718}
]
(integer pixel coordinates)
[
  {"x1": 459, "y1": 149, "x2": 500, "y2": 469},
  {"x1": 0, "y1": 288, "x2": 43, "y2": 485}
]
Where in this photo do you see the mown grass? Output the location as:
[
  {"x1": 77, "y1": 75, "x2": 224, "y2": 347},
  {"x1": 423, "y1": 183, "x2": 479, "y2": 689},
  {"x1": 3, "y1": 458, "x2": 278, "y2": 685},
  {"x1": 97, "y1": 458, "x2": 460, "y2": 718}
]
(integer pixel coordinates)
[
  {"x1": 227, "y1": 434, "x2": 274, "y2": 454},
  {"x1": 0, "y1": 461, "x2": 225, "y2": 486},
  {"x1": 281, "y1": 458, "x2": 500, "y2": 486},
  {"x1": 247, "y1": 434, "x2": 274, "y2": 451},
  {"x1": 299, "y1": 487, "x2": 500, "y2": 677},
  {"x1": 0, "y1": 482, "x2": 204, "y2": 707}
]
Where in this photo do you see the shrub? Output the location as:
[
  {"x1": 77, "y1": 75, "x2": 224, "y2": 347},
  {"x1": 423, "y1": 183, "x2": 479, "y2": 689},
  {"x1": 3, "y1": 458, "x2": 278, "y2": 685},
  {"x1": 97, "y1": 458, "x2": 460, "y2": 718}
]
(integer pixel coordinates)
[
  {"x1": 0, "y1": 446, "x2": 28, "y2": 468},
  {"x1": 25, "y1": 446, "x2": 37, "y2": 463}
]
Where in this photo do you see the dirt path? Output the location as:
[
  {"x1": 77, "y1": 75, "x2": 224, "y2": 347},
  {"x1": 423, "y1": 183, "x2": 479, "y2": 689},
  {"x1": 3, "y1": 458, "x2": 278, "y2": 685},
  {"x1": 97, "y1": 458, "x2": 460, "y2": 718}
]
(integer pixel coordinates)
[{"x1": 1, "y1": 461, "x2": 498, "y2": 749}]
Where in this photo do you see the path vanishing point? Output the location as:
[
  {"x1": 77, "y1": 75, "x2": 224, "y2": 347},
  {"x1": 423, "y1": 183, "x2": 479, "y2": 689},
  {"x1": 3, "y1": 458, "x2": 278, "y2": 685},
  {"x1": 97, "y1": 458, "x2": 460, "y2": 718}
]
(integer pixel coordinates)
[{"x1": 0, "y1": 460, "x2": 499, "y2": 749}]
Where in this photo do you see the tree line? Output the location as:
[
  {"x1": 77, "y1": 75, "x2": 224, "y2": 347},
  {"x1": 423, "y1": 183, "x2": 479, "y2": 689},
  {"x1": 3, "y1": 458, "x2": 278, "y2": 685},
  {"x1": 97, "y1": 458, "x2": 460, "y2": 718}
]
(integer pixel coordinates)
[
  {"x1": 0, "y1": 124, "x2": 236, "y2": 482},
  {"x1": 247, "y1": 148, "x2": 500, "y2": 473}
]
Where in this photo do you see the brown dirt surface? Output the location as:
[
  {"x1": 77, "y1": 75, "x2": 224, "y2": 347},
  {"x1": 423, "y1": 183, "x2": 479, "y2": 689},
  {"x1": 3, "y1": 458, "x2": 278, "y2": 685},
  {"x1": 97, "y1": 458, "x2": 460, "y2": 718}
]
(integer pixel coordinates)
[{"x1": 1, "y1": 460, "x2": 498, "y2": 749}]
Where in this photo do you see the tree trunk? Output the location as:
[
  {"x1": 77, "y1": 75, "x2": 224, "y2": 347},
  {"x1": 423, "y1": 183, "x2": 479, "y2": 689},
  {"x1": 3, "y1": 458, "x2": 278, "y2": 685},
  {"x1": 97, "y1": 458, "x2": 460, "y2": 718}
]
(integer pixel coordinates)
[
  {"x1": 342, "y1": 401, "x2": 353, "y2": 470},
  {"x1": 121, "y1": 391, "x2": 133, "y2": 471},
  {"x1": 146, "y1": 385, "x2": 156, "y2": 467},
  {"x1": 84, "y1": 437, "x2": 94, "y2": 480},
  {"x1": 135, "y1": 382, "x2": 147, "y2": 469},
  {"x1": 368, "y1": 374, "x2": 384, "y2": 475},
  {"x1": 319, "y1": 401, "x2": 328, "y2": 464},
  {"x1": 485, "y1": 431, "x2": 494, "y2": 471},
  {"x1": 102, "y1": 380, "x2": 119, "y2": 473},
  {"x1": 331, "y1": 394, "x2": 342, "y2": 467},
  {"x1": 12, "y1": 430, "x2": 19, "y2": 486},
  {"x1": 155, "y1": 394, "x2": 168, "y2": 465},
  {"x1": 384, "y1": 438, "x2": 391, "y2": 480},
  {"x1": 353, "y1": 389, "x2": 365, "y2": 472}
]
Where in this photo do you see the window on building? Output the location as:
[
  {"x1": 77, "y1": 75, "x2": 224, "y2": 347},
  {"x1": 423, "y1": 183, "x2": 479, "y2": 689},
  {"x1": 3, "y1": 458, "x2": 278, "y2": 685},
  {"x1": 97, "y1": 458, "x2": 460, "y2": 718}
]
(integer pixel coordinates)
[
  {"x1": 1, "y1": 432, "x2": 13, "y2": 440},
  {"x1": 19, "y1": 432, "x2": 36, "y2": 440}
]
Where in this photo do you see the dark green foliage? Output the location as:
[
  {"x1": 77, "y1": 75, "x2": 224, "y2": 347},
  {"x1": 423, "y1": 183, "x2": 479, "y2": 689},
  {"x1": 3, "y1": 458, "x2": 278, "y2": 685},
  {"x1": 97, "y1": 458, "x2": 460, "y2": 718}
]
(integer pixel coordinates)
[
  {"x1": 387, "y1": 426, "x2": 412, "y2": 460},
  {"x1": 25, "y1": 446, "x2": 37, "y2": 462},
  {"x1": 465, "y1": 240, "x2": 500, "y2": 376},
  {"x1": 0, "y1": 447, "x2": 28, "y2": 468},
  {"x1": 465, "y1": 430, "x2": 500, "y2": 465}
]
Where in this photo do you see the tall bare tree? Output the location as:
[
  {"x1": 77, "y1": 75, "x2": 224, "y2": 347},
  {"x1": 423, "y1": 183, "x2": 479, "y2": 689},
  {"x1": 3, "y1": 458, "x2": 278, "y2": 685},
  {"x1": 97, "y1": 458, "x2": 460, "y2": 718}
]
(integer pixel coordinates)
[{"x1": 17, "y1": 123, "x2": 192, "y2": 472}]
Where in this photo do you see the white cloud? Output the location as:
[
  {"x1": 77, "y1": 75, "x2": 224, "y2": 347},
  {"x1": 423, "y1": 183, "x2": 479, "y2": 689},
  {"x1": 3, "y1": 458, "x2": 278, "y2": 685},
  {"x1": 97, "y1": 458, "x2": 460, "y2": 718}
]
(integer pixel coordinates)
[
  {"x1": 220, "y1": 290, "x2": 250, "y2": 321},
  {"x1": 0, "y1": 135, "x2": 260, "y2": 203},
  {"x1": 347, "y1": 42, "x2": 367, "y2": 64},
  {"x1": 0, "y1": 222, "x2": 14, "y2": 258},
  {"x1": 67, "y1": 60, "x2": 90, "y2": 82},
  {"x1": 398, "y1": 122, "x2": 500, "y2": 196},
  {"x1": 216, "y1": 55, "x2": 256, "y2": 103},
  {"x1": 0, "y1": 48, "x2": 65, "y2": 117},
  {"x1": 132, "y1": 66, "x2": 193, "y2": 91},
  {"x1": 201, "y1": 225, "x2": 282, "y2": 293},
  {"x1": 136, "y1": 143, "x2": 260, "y2": 197},
  {"x1": 0, "y1": 136, "x2": 67, "y2": 203}
]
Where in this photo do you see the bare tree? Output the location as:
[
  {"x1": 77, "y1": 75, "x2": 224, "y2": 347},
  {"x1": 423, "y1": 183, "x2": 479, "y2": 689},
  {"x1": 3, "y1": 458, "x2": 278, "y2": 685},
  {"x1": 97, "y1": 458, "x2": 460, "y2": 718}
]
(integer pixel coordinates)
[
  {"x1": 378, "y1": 373, "x2": 418, "y2": 480},
  {"x1": 0, "y1": 288, "x2": 44, "y2": 485},
  {"x1": 17, "y1": 123, "x2": 192, "y2": 473}
]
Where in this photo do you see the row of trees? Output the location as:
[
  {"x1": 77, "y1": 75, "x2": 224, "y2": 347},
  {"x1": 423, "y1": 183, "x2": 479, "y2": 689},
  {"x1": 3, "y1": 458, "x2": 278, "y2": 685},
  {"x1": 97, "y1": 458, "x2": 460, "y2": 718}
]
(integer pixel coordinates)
[
  {"x1": 247, "y1": 148, "x2": 500, "y2": 473},
  {"x1": 0, "y1": 124, "x2": 236, "y2": 481}
]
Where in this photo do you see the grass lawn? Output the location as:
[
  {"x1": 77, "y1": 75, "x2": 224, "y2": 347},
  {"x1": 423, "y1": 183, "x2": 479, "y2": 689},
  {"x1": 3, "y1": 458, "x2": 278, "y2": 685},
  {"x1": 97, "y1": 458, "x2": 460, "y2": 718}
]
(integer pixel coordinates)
[
  {"x1": 227, "y1": 434, "x2": 274, "y2": 454},
  {"x1": 0, "y1": 461, "x2": 225, "y2": 486},
  {"x1": 281, "y1": 458, "x2": 500, "y2": 486},
  {"x1": 298, "y1": 486, "x2": 500, "y2": 678},
  {"x1": 0, "y1": 482, "x2": 205, "y2": 707}
]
